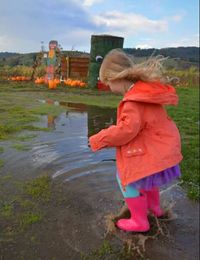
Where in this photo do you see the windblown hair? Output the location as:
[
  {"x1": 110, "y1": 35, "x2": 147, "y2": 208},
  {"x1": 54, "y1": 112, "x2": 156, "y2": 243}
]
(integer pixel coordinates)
[{"x1": 99, "y1": 49, "x2": 173, "y2": 85}]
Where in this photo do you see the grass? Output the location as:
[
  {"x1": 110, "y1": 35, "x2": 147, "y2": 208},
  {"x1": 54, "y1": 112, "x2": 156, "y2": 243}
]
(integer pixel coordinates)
[
  {"x1": 0, "y1": 202, "x2": 13, "y2": 217},
  {"x1": 19, "y1": 212, "x2": 42, "y2": 230},
  {"x1": 15, "y1": 134, "x2": 37, "y2": 142},
  {"x1": 81, "y1": 239, "x2": 141, "y2": 260},
  {"x1": 167, "y1": 88, "x2": 199, "y2": 200},
  {"x1": 23, "y1": 176, "x2": 52, "y2": 202},
  {"x1": 0, "y1": 81, "x2": 199, "y2": 200},
  {"x1": 30, "y1": 103, "x2": 66, "y2": 116},
  {"x1": 0, "y1": 159, "x2": 4, "y2": 167},
  {"x1": 0, "y1": 85, "x2": 66, "y2": 140},
  {"x1": 11, "y1": 143, "x2": 31, "y2": 151},
  {"x1": 0, "y1": 175, "x2": 52, "y2": 236},
  {"x1": 81, "y1": 240, "x2": 114, "y2": 260}
]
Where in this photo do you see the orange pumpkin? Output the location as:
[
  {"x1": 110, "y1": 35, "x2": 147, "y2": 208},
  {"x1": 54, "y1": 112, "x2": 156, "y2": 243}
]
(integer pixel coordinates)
[
  {"x1": 66, "y1": 79, "x2": 72, "y2": 85},
  {"x1": 54, "y1": 78, "x2": 60, "y2": 84},
  {"x1": 48, "y1": 79, "x2": 57, "y2": 89},
  {"x1": 39, "y1": 78, "x2": 45, "y2": 84},
  {"x1": 35, "y1": 77, "x2": 39, "y2": 84},
  {"x1": 80, "y1": 82, "x2": 86, "y2": 87}
]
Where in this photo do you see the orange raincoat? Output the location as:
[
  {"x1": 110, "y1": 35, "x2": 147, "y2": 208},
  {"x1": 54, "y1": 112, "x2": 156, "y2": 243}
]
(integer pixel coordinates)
[{"x1": 89, "y1": 81, "x2": 183, "y2": 188}]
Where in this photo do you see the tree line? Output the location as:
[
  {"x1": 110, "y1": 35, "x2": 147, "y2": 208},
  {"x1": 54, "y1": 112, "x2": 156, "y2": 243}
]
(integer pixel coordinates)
[{"x1": 0, "y1": 47, "x2": 199, "y2": 67}]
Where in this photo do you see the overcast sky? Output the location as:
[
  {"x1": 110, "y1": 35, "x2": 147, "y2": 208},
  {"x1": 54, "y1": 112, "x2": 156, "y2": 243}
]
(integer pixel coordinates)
[{"x1": 0, "y1": 0, "x2": 199, "y2": 53}]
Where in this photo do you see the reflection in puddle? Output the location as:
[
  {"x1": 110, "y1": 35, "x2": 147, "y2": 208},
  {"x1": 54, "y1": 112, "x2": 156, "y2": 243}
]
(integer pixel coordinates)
[
  {"x1": 2, "y1": 100, "x2": 117, "y2": 193},
  {"x1": 38, "y1": 101, "x2": 117, "y2": 193},
  {"x1": 38, "y1": 99, "x2": 116, "y2": 136},
  {"x1": 47, "y1": 115, "x2": 56, "y2": 129}
]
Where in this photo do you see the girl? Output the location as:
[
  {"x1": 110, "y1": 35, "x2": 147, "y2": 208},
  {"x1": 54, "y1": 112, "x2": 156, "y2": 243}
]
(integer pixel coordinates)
[{"x1": 89, "y1": 49, "x2": 183, "y2": 232}]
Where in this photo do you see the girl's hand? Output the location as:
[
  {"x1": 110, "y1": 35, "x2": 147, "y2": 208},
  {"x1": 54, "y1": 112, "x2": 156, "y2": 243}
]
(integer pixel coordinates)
[{"x1": 89, "y1": 135, "x2": 104, "y2": 152}]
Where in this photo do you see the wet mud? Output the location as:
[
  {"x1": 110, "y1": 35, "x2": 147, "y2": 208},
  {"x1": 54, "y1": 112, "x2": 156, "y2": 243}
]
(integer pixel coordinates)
[{"x1": 0, "y1": 101, "x2": 199, "y2": 259}]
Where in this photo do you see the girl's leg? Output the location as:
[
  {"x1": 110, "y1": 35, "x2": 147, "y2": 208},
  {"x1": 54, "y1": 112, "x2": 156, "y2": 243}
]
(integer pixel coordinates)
[
  {"x1": 116, "y1": 173, "x2": 139, "y2": 198},
  {"x1": 140, "y1": 187, "x2": 164, "y2": 217},
  {"x1": 116, "y1": 173, "x2": 150, "y2": 232}
]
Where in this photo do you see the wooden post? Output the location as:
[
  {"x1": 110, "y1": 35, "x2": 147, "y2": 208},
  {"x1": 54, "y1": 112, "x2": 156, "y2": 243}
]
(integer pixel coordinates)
[
  {"x1": 88, "y1": 35, "x2": 124, "y2": 88},
  {"x1": 66, "y1": 57, "x2": 70, "y2": 79}
]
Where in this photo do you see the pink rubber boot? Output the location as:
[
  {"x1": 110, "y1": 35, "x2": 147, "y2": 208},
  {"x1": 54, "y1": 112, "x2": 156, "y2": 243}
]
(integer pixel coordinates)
[
  {"x1": 116, "y1": 194, "x2": 150, "y2": 232},
  {"x1": 141, "y1": 187, "x2": 164, "y2": 217}
]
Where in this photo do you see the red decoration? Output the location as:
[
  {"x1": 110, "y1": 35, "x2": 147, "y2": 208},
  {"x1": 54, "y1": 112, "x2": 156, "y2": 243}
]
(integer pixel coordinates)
[{"x1": 97, "y1": 80, "x2": 110, "y2": 91}]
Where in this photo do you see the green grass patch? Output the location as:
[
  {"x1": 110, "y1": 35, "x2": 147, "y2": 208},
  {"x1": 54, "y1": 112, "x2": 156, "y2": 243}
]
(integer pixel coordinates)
[
  {"x1": 167, "y1": 88, "x2": 199, "y2": 200},
  {"x1": 0, "y1": 202, "x2": 13, "y2": 217},
  {"x1": 0, "y1": 175, "x2": 53, "y2": 235},
  {"x1": 0, "y1": 146, "x2": 4, "y2": 153},
  {"x1": 23, "y1": 176, "x2": 52, "y2": 202},
  {"x1": 0, "y1": 175, "x2": 12, "y2": 181},
  {"x1": 18, "y1": 199, "x2": 35, "y2": 209},
  {"x1": 81, "y1": 240, "x2": 113, "y2": 260},
  {"x1": 11, "y1": 143, "x2": 31, "y2": 151},
  {"x1": 0, "y1": 90, "x2": 65, "y2": 140},
  {"x1": 19, "y1": 212, "x2": 42, "y2": 230},
  {"x1": 0, "y1": 159, "x2": 4, "y2": 167},
  {"x1": 30, "y1": 103, "x2": 65, "y2": 116}
]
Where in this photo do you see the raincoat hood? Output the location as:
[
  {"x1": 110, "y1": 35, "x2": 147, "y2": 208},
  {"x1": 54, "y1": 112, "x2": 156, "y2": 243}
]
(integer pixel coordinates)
[{"x1": 123, "y1": 81, "x2": 178, "y2": 106}]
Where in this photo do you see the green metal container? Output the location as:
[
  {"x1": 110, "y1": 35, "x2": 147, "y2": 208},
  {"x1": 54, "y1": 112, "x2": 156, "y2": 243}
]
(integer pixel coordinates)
[{"x1": 88, "y1": 35, "x2": 124, "y2": 88}]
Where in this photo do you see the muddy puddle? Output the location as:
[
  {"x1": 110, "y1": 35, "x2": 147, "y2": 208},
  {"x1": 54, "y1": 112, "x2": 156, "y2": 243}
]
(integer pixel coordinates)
[{"x1": 0, "y1": 100, "x2": 199, "y2": 260}]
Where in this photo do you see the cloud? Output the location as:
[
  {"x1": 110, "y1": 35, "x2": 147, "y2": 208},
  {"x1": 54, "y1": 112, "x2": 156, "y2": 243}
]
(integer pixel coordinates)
[
  {"x1": 0, "y1": 0, "x2": 169, "y2": 52},
  {"x1": 0, "y1": 0, "x2": 96, "y2": 52},
  {"x1": 92, "y1": 11, "x2": 168, "y2": 36},
  {"x1": 135, "y1": 44, "x2": 153, "y2": 49},
  {"x1": 0, "y1": 0, "x2": 198, "y2": 52},
  {"x1": 170, "y1": 15, "x2": 183, "y2": 22},
  {"x1": 82, "y1": 0, "x2": 104, "y2": 7}
]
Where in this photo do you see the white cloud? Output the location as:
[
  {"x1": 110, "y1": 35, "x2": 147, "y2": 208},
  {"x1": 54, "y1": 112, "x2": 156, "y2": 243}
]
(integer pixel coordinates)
[
  {"x1": 92, "y1": 11, "x2": 168, "y2": 35},
  {"x1": 82, "y1": 0, "x2": 103, "y2": 7},
  {"x1": 135, "y1": 44, "x2": 153, "y2": 49},
  {"x1": 170, "y1": 14, "x2": 183, "y2": 22}
]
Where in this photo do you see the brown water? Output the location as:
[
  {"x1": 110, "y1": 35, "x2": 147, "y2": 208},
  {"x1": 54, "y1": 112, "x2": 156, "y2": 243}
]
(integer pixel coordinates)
[{"x1": 0, "y1": 101, "x2": 199, "y2": 260}]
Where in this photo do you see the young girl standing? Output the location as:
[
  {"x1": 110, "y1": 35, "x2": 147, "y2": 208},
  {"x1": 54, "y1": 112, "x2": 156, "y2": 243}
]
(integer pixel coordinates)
[{"x1": 89, "y1": 49, "x2": 183, "y2": 232}]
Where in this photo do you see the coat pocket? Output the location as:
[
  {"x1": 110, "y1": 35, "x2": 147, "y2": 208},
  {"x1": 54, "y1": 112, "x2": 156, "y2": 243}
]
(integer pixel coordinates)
[{"x1": 123, "y1": 143, "x2": 146, "y2": 157}]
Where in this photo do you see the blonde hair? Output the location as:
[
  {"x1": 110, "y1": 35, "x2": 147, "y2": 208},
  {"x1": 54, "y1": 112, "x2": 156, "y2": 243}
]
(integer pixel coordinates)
[{"x1": 99, "y1": 49, "x2": 171, "y2": 84}]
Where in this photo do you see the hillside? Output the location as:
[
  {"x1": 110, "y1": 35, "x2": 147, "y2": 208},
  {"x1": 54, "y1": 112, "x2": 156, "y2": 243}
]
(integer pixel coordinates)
[
  {"x1": 124, "y1": 47, "x2": 199, "y2": 69},
  {"x1": 0, "y1": 47, "x2": 199, "y2": 69},
  {"x1": 0, "y1": 52, "x2": 19, "y2": 58},
  {"x1": 124, "y1": 47, "x2": 199, "y2": 62}
]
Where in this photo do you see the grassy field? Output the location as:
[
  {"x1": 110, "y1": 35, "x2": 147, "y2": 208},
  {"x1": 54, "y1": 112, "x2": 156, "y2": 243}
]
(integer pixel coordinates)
[{"x1": 0, "y1": 81, "x2": 199, "y2": 200}]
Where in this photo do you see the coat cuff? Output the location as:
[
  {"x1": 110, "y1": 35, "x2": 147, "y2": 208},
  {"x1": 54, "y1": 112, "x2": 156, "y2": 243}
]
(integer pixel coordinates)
[{"x1": 89, "y1": 134, "x2": 103, "y2": 152}]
